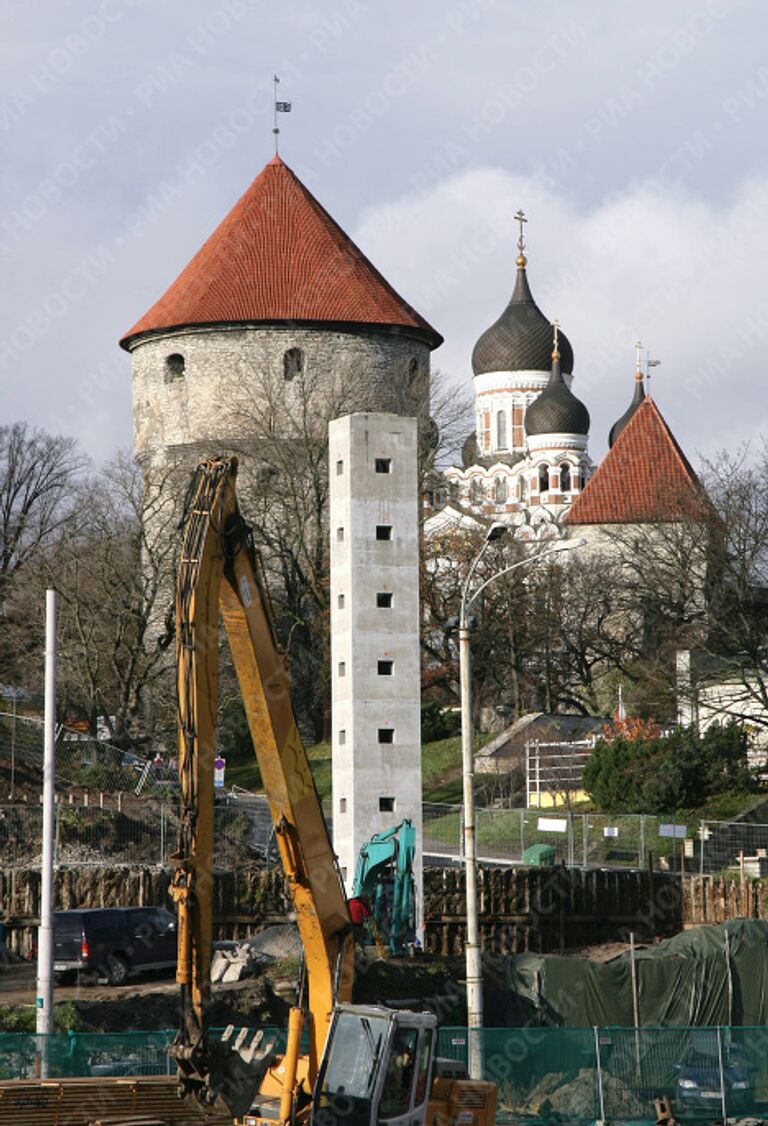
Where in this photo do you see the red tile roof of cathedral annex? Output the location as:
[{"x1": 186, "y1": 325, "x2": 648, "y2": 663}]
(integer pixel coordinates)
[
  {"x1": 565, "y1": 397, "x2": 706, "y2": 525},
  {"x1": 120, "y1": 155, "x2": 441, "y2": 349}
]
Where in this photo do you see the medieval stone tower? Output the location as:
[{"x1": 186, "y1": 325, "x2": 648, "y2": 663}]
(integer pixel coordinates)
[{"x1": 120, "y1": 154, "x2": 442, "y2": 470}]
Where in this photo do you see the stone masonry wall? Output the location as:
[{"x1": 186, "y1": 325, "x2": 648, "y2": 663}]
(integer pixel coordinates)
[{"x1": 130, "y1": 324, "x2": 431, "y2": 460}]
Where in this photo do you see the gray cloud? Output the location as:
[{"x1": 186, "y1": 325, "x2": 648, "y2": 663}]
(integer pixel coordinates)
[{"x1": 1, "y1": 0, "x2": 765, "y2": 467}]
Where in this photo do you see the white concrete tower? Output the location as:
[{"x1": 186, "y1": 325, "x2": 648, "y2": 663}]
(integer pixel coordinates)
[{"x1": 329, "y1": 413, "x2": 423, "y2": 916}]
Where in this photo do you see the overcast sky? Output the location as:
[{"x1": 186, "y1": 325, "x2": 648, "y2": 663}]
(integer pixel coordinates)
[{"x1": 3, "y1": 0, "x2": 767, "y2": 468}]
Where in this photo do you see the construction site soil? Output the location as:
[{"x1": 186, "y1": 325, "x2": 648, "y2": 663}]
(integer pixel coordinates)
[{"x1": 0, "y1": 954, "x2": 514, "y2": 1032}]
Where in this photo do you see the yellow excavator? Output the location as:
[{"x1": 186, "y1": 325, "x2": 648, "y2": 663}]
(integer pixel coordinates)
[{"x1": 168, "y1": 457, "x2": 496, "y2": 1126}]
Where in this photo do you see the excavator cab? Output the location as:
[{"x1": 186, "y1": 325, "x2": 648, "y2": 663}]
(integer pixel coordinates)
[{"x1": 311, "y1": 1005, "x2": 436, "y2": 1126}]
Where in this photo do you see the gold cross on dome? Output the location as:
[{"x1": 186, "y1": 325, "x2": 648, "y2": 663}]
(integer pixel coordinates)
[
  {"x1": 553, "y1": 319, "x2": 560, "y2": 351},
  {"x1": 635, "y1": 340, "x2": 643, "y2": 373},
  {"x1": 515, "y1": 209, "x2": 527, "y2": 255}
]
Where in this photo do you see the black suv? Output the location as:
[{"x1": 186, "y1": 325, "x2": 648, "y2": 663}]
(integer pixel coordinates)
[{"x1": 53, "y1": 907, "x2": 177, "y2": 985}]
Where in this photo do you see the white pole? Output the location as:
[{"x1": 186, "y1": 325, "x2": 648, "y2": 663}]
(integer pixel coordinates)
[
  {"x1": 459, "y1": 621, "x2": 483, "y2": 1079},
  {"x1": 36, "y1": 589, "x2": 57, "y2": 1046}
]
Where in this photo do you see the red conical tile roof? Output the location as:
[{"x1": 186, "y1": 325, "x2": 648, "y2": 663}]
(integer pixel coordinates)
[
  {"x1": 566, "y1": 397, "x2": 705, "y2": 525},
  {"x1": 120, "y1": 156, "x2": 441, "y2": 349}
]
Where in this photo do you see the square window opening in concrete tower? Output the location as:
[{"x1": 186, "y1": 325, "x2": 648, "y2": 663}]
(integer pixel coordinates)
[{"x1": 329, "y1": 413, "x2": 423, "y2": 935}]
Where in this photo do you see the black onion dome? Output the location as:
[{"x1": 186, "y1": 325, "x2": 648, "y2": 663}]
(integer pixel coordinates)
[
  {"x1": 609, "y1": 373, "x2": 646, "y2": 447},
  {"x1": 472, "y1": 262, "x2": 574, "y2": 376},
  {"x1": 525, "y1": 351, "x2": 590, "y2": 437}
]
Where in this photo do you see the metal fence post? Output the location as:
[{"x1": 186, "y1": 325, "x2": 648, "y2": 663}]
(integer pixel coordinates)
[
  {"x1": 639, "y1": 815, "x2": 645, "y2": 868},
  {"x1": 716, "y1": 1026, "x2": 727, "y2": 1123},
  {"x1": 159, "y1": 804, "x2": 166, "y2": 866},
  {"x1": 520, "y1": 808, "x2": 525, "y2": 861},
  {"x1": 593, "y1": 1027, "x2": 606, "y2": 1123},
  {"x1": 582, "y1": 814, "x2": 588, "y2": 868},
  {"x1": 699, "y1": 820, "x2": 706, "y2": 877}
]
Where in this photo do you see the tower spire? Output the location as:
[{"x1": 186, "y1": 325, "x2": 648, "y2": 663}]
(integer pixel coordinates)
[{"x1": 515, "y1": 208, "x2": 528, "y2": 267}]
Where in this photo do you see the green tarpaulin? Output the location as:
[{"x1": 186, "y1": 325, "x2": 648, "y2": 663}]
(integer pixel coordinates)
[{"x1": 504, "y1": 919, "x2": 768, "y2": 1027}]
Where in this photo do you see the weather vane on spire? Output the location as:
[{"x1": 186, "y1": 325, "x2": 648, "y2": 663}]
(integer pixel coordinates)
[
  {"x1": 272, "y1": 75, "x2": 292, "y2": 155},
  {"x1": 646, "y1": 349, "x2": 661, "y2": 386},
  {"x1": 515, "y1": 209, "x2": 527, "y2": 257},
  {"x1": 635, "y1": 340, "x2": 643, "y2": 375}
]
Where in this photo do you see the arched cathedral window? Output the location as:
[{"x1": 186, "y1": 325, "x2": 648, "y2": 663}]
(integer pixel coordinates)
[
  {"x1": 469, "y1": 478, "x2": 483, "y2": 504},
  {"x1": 496, "y1": 410, "x2": 507, "y2": 450},
  {"x1": 494, "y1": 476, "x2": 506, "y2": 504},
  {"x1": 560, "y1": 464, "x2": 571, "y2": 493},
  {"x1": 539, "y1": 464, "x2": 550, "y2": 493},
  {"x1": 519, "y1": 475, "x2": 527, "y2": 500},
  {"x1": 408, "y1": 358, "x2": 419, "y2": 385},
  {"x1": 283, "y1": 348, "x2": 304, "y2": 381}
]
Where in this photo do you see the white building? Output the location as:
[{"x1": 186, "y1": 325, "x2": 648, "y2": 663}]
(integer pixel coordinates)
[{"x1": 329, "y1": 413, "x2": 423, "y2": 913}]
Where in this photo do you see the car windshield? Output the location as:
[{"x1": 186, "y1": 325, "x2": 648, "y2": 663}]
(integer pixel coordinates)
[{"x1": 320, "y1": 1012, "x2": 389, "y2": 1101}]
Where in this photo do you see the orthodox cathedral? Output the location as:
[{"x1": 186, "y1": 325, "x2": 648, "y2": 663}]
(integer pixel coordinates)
[{"x1": 424, "y1": 213, "x2": 700, "y2": 542}]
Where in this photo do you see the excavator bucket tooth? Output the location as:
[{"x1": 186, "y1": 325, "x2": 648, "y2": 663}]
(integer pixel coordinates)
[
  {"x1": 171, "y1": 1030, "x2": 276, "y2": 1119},
  {"x1": 209, "y1": 1030, "x2": 276, "y2": 1118}
]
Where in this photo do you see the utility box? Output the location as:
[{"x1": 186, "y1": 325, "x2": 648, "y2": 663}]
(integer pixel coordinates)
[{"x1": 523, "y1": 843, "x2": 557, "y2": 866}]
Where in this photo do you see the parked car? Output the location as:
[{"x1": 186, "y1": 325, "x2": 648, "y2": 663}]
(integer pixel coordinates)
[
  {"x1": 53, "y1": 907, "x2": 177, "y2": 986},
  {"x1": 674, "y1": 1035, "x2": 755, "y2": 1117}
]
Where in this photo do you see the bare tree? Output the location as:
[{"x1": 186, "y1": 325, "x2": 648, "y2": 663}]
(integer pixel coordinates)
[
  {"x1": 10, "y1": 452, "x2": 179, "y2": 743},
  {"x1": 0, "y1": 422, "x2": 87, "y2": 684}
]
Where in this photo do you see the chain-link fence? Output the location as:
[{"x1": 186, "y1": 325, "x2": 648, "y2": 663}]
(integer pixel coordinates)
[
  {"x1": 0, "y1": 710, "x2": 168, "y2": 796},
  {"x1": 423, "y1": 804, "x2": 694, "y2": 870},
  {"x1": 698, "y1": 818, "x2": 768, "y2": 874},
  {"x1": 3, "y1": 798, "x2": 755, "y2": 872},
  {"x1": 0, "y1": 795, "x2": 278, "y2": 868}
]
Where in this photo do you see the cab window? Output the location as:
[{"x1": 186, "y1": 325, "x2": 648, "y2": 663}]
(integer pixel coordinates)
[
  {"x1": 379, "y1": 1027, "x2": 418, "y2": 1120},
  {"x1": 413, "y1": 1030, "x2": 433, "y2": 1106}
]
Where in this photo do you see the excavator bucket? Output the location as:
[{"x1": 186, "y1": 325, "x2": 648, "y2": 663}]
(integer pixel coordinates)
[{"x1": 171, "y1": 1027, "x2": 276, "y2": 1118}]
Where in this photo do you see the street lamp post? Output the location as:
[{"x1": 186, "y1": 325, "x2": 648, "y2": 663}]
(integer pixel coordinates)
[{"x1": 459, "y1": 530, "x2": 584, "y2": 1078}]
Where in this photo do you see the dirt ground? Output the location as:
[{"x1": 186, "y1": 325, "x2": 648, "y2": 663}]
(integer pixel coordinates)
[{"x1": 0, "y1": 952, "x2": 489, "y2": 1032}]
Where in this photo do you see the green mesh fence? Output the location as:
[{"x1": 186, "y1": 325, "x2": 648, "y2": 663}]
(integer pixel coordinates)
[
  {"x1": 2, "y1": 1025, "x2": 768, "y2": 1121},
  {"x1": 436, "y1": 1026, "x2": 768, "y2": 1123}
]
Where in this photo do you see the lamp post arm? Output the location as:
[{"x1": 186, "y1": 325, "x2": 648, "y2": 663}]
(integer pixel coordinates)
[
  {"x1": 465, "y1": 540, "x2": 582, "y2": 611},
  {"x1": 460, "y1": 543, "x2": 489, "y2": 627}
]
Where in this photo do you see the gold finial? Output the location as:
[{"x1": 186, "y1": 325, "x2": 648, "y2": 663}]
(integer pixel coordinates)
[
  {"x1": 552, "y1": 319, "x2": 560, "y2": 360},
  {"x1": 515, "y1": 208, "x2": 527, "y2": 267},
  {"x1": 635, "y1": 340, "x2": 643, "y2": 380}
]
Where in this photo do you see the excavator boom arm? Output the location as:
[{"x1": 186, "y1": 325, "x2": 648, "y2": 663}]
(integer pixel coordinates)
[{"x1": 171, "y1": 458, "x2": 354, "y2": 1114}]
